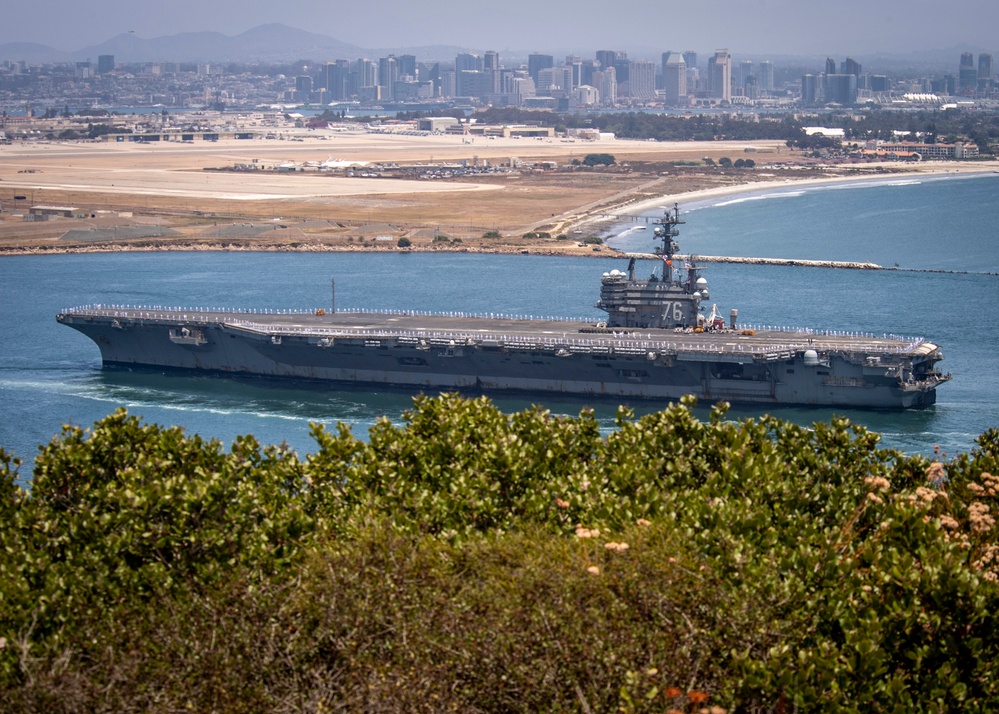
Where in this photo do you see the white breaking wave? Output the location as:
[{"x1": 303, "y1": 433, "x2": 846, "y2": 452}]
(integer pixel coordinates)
[{"x1": 712, "y1": 191, "x2": 806, "y2": 207}]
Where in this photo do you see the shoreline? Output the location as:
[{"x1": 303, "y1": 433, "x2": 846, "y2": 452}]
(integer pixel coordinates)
[
  {"x1": 2, "y1": 161, "x2": 997, "y2": 258},
  {"x1": 575, "y1": 162, "x2": 999, "y2": 233}
]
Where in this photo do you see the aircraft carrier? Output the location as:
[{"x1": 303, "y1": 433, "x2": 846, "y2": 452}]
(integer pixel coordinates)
[{"x1": 56, "y1": 205, "x2": 951, "y2": 409}]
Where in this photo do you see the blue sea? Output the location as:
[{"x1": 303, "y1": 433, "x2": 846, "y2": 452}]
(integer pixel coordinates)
[{"x1": 1, "y1": 172, "x2": 997, "y2": 480}]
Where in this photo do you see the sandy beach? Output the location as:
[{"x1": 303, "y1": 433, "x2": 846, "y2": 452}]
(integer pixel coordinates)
[{"x1": 1, "y1": 130, "x2": 996, "y2": 256}]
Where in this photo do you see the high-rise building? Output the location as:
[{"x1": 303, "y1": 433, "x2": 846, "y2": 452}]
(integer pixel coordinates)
[
  {"x1": 825, "y1": 57, "x2": 837, "y2": 76},
  {"x1": 682, "y1": 51, "x2": 697, "y2": 70},
  {"x1": 439, "y1": 69, "x2": 456, "y2": 97},
  {"x1": 418, "y1": 62, "x2": 441, "y2": 84},
  {"x1": 869, "y1": 75, "x2": 890, "y2": 92},
  {"x1": 662, "y1": 51, "x2": 678, "y2": 89},
  {"x1": 378, "y1": 56, "x2": 398, "y2": 99},
  {"x1": 527, "y1": 53, "x2": 554, "y2": 84},
  {"x1": 628, "y1": 60, "x2": 656, "y2": 99},
  {"x1": 824, "y1": 74, "x2": 857, "y2": 104},
  {"x1": 595, "y1": 50, "x2": 619, "y2": 71},
  {"x1": 979, "y1": 53, "x2": 993, "y2": 91},
  {"x1": 323, "y1": 60, "x2": 350, "y2": 100},
  {"x1": 397, "y1": 54, "x2": 417, "y2": 79},
  {"x1": 565, "y1": 56, "x2": 582, "y2": 89},
  {"x1": 841, "y1": 57, "x2": 862, "y2": 77},
  {"x1": 97, "y1": 55, "x2": 115, "y2": 74},
  {"x1": 758, "y1": 60, "x2": 774, "y2": 92},
  {"x1": 739, "y1": 60, "x2": 754, "y2": 94},
  {"x1": 613, "y1": 55, "x2": 630, "y2": 85},
  {"x1": 537, "y1": 66, "x2": 572, "y2": 93},
  {"x1": 593, "y1": 65, "x2": 617, "y2": 105},
  {"x1": 355, "y1": 58, "x2": 377, "y2": 91},
  {"x1": 482, "y1": 51, "x2": 500, "y2": 93},
  {"x1": 709, "y1": 49, "x2": 731, "y2": 101},
  {"x1": 454, "y1": 53, "x2": 481, "y2": 97},
  {"x1": 455, "y1": 53, "x2": 481, "y2": 73},
  {"x1": 663, "y1": 53, "x2": 687, "y2": 105},
  {"x1": 801, "y1": 74, "x2": 820, "y2": 103},
  {"x1": 959, "y1": 52, "x2": 978, "y2": 94},
  {"x1": 295, "y1": 75, "x2": 312, "y2": 101}
]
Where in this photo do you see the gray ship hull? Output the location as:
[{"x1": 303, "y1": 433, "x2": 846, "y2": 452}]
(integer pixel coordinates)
[{"x1": 57, "y1": 307, "x2": 949, "y2": 409}]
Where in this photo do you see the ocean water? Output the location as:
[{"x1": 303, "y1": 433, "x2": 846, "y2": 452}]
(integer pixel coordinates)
[{"x1": 1, "y1": 173, "x2": 997, "y2": 480}]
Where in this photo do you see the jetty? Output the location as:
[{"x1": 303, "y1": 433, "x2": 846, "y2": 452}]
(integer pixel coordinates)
[{"x1": 623, "y1": 253, "x2": 883, "y2": 270}]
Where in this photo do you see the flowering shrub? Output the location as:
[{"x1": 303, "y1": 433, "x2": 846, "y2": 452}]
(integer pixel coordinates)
[{"x1": 1, "y1": 395, "x2": 997, "y2": 711}]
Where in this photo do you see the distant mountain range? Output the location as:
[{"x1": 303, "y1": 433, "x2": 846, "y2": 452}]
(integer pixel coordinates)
[
  {"x1": 0, "y1": 24, "x2": 985, "y2": 71},
  {"x1": 0, "y1": 23, "x2": 467, "y2": 64}
]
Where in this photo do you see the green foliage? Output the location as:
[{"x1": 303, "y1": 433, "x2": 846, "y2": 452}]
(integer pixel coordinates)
[
  {"x1": 2, "y1": 397, "x2": 998, "y2": 710},
  {"x1": 482, "y1": 230, "x2": 502, "y2": 239},
  {"x1": 582, "y1": 152, "x2": 616, "y2": 166},
  {"x1": 719, "y1": 156, "x2": 733, "y2": 168},
  {"x1": 86, "y1": 123, "x2": 131, "y2": 139},
  {"x1": 1, "y1": 410, "x2": 314, "y2": 666},
  {"x1": 396, "y1": 236, "x2": 412, "y2": 248},
  {"x1": 583, "y1": 235, "x2": 603, "y2": 245}
]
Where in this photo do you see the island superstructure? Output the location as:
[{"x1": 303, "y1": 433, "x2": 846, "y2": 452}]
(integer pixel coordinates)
[{"x1": 57, "y1": 205, "x2": 951, "y2": 409}]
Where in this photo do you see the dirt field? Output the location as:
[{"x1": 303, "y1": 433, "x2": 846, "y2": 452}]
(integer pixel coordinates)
[{"x1": 0, "y1": 131, "x2": 933, "y2": 255}]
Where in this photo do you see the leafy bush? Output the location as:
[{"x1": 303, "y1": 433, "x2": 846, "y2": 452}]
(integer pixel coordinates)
[
  {"x1": 2, "y1": 396, "x2": 998, "y2": 710},
  {"x1": 582, "y1": 153, "x2": 616, "y2": 166},
  {"x1": 396, "y1": 236, "x2": 412, "y2": 248}
]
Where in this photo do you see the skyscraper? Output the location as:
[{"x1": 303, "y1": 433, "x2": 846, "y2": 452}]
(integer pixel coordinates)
[
  {"x1": 482, "y1": 51, "x2": 500, "y2": 93},
  {"x1": 959, "y1": 52, "x2": 978, "y2": 94},
  {"x1": 663, "y1": 53, "x2": 687, "y2": 105},
  {"x1": 97, "y1": 55, "x2": 115, "y2": 74},
  {"x1": 759, "y1": 61, "x2": 774, "y2": 92},
  {"x1": 801, "y1": 74, "x2": 820, "y2": 104},
  {"x1": 841, "y1": 57, "x2": 862, "y2": 77},
  {"x1": 323, "y1": 60, "x2": 350, "y2": 100},
  {"x1": 594, "y1": 65, "x2": 617, "y2": 105},
  {"x1": 709, "y1": 49, "x2": 731, "y2": 101},
  {"x1": 396, "y1": 54, "x2": 417, "y2": 79},
  {"x1": 824, "y1": 74, "x2": 857, "y2": 104},
  {"x1": 355, "y1": 58, "x2": 377, "y2": 91},
  {"x1": 825, "y1": 57, "x2": 837, "y2": 76},
  {"x1": 662, "y1": 51, "x2": 678, "y2": 89},
  {"x1": 628, "y1": 60, "x2": 656, "y2": 99},
  {"x1": 527, "y1": 53, "x2": 554, "y2": 84},
  {"x1": 596, "y1": 50, "x2": 619, "y2": 71},
  {"x1": 378, "y1": 56, "x2": 397, "y2": 99},
  {"x1": 454, "y1": 53, "x2": 481, "y2": 97},
  {"x1": 979, "y1": 53, "x2": 993, "y2": 91}
]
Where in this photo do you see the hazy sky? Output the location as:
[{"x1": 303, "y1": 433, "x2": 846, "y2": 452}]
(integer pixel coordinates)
[{"x1": 3, "y1": 0, "x2": 997, "y2": 57}]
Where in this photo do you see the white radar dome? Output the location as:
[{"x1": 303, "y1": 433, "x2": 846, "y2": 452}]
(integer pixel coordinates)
[{"x1": 803, "y1": 350, "x2": 820, "y2": 366}]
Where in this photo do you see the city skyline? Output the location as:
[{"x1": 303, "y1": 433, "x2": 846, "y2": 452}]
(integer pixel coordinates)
[{"x1": 2, "y1": 0, "x2": 998, "y2": 59}]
